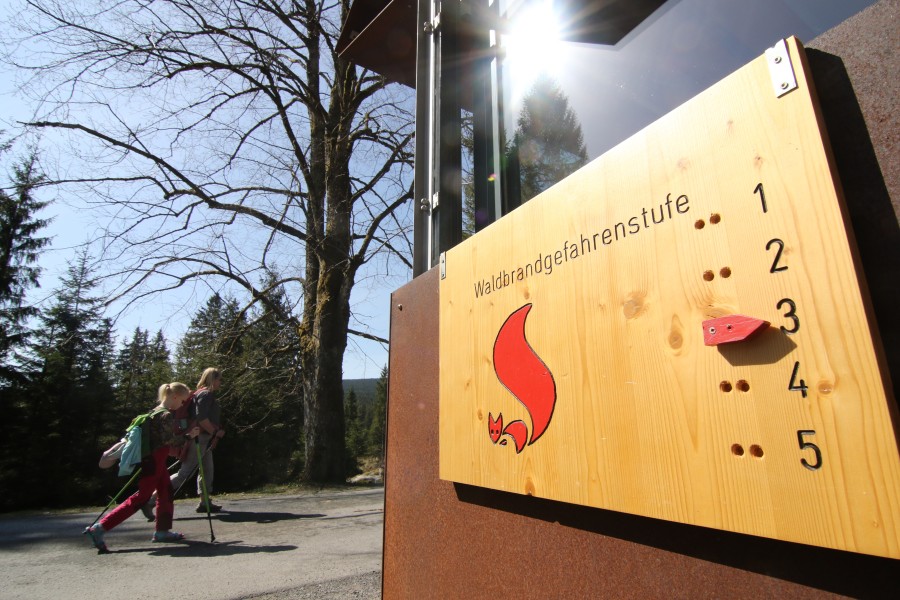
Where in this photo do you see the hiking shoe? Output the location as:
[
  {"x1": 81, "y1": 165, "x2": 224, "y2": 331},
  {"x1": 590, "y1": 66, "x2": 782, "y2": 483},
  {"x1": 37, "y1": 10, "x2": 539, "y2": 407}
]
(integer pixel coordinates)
[
  {"x1": 83, "y1": 523, "x2": 108, "y2": 553},
  {"x1": 140, "y1": 501, "x2": 154, "y2": 521},
  {"x1": 196, "y1": 502, "x2": 222, "y2": 513},
  {"x1": 151, "y1": 531, "x2": 185, "y2": 543}
]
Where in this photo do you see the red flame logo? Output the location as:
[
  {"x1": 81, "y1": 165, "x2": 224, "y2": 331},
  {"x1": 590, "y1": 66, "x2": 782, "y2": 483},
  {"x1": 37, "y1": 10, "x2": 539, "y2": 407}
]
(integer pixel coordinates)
[{"x1": 489, "y1": 304, "x2": 557, "y2": 453}]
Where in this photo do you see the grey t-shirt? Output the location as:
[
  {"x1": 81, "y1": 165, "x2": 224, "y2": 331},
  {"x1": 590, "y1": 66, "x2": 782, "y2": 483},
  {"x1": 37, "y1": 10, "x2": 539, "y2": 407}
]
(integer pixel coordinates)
[{"x1": 192, "y1": 389, "x2": 221, "y2": 428}]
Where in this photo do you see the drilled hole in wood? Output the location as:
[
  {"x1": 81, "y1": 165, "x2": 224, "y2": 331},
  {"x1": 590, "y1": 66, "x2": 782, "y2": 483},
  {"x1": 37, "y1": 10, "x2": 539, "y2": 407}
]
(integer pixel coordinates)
[
  {"x1": 731, "y1": 444, "x2": 744, "y2": 457},
  {"x1": 694, "y1": 219, "x2": 705, "y2": 229},
  {"x1": 703, "y1": 270, "x2": 715, "y2": 281},
  {"x1": 736, "y1": 380, "x2": 750, "y2": 392},
  {"x1": 710, "y1": 213, "x2": 721, "y2": 224},
  {"x1": 720, "y1": 381, "x2": 733, "y2": 393},
  {"x1": 750, "y1": 445, "x2": 764, "y2": 458},
  {"x1": 719, "y1": 266, "x2": 732, "y2": 278}
]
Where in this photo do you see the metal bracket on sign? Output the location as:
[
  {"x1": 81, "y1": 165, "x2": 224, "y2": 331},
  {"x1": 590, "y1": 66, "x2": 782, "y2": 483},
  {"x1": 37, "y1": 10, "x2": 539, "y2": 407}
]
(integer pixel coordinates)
[
  {"x1": 440, "y1": 252, "x2": 446, "y2": 280},
  {"x1": 424, "y1": 13, "x2": 441, "y2": 34},
  {"x1": 764, "y1": 39, "x2": 797, "y2": 98},
  {"x1": 418, "y1": 192, "x2": 439, "y2": 214}
]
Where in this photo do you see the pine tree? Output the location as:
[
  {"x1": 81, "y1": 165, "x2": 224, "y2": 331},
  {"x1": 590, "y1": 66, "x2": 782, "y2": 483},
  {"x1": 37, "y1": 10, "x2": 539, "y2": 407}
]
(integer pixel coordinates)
[
  {"x1": 22, "y1": 250, "x2": 116, "y2": 507},
  {"x1": 174, "y1": 291, "x2": 281, "y2": 491},
  {"x1": 221, "y1": 275, "x2": 304, "y2": 487},
  {"x1": 0, "y1": 153, "x2": 51, "y2": 384},
  {"x1": 509, "y1": 75, "x2": 589, "y2": 202},
  {"x1": 344, "y1": 388, "x2": 366, "y2": 472},
  {"x1": 368, "y1": 366, "x2": 388, "y2": 458},
  {"x1": 113, "y1": 327, "x2": 148, "y2": 418},
  {"x1": 113, "y1": 328, "x2": 174, "y2": 423},
  {"x1": 148, "y1": 330, "x2": 174, "y2": 385},
  {"x1": 175, "y1": 293, "x2": 245, "y2": 384}
]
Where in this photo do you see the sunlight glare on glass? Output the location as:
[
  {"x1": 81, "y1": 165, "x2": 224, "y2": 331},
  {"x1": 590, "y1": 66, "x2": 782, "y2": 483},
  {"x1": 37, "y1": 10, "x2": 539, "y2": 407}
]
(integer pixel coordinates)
[{"x1": 503, "y1": 1, "x2": 561, "y2": 85}]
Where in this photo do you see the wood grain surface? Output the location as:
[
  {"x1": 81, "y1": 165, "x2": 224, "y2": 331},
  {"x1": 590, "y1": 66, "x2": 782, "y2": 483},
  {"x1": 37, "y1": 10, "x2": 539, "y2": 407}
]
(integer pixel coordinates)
[{"x1": 439, "y1": 37, "x2": 900, "y2": 558}]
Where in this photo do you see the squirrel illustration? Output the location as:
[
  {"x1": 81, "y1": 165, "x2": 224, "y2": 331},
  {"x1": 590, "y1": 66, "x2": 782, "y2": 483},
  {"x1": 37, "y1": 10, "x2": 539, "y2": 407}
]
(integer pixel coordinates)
[{"x1": 489, "y1": 303, "x2": 557, "y2": 454}]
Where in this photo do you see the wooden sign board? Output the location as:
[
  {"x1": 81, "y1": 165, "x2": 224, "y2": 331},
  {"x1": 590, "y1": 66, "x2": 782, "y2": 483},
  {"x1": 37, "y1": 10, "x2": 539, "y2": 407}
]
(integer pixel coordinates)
[{"x1": 438, "y1": 37, "x2": 900, "y2": 558}]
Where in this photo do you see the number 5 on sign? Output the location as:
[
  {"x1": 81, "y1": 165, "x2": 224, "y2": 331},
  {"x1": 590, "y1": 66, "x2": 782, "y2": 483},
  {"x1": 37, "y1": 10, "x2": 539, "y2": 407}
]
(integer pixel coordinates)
[{"x1": 797, "y1": 430, "x2": 823, "y2": 471}]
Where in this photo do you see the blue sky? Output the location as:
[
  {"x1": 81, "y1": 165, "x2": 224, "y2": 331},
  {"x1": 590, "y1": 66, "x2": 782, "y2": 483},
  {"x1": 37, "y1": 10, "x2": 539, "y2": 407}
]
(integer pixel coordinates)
[{"x1": 0, "y1": 7, "x2": 402, "y2": 379}]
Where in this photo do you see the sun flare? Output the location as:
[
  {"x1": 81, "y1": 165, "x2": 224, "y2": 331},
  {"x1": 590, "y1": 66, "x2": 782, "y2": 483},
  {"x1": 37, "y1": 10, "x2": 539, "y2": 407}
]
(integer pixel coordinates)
[{"x1": 502, "y1": 1, "x2": 562, "y2": 86}]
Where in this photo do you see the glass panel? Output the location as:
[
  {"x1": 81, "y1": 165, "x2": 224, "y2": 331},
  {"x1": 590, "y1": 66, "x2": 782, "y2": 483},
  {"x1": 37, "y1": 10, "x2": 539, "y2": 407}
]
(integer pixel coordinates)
[
  {"x1": 462, "y1": 108, "x2": 477, "y2": 237},
  {"x1": 493, "y1": 0, "x2": 876, "y2": 206}
]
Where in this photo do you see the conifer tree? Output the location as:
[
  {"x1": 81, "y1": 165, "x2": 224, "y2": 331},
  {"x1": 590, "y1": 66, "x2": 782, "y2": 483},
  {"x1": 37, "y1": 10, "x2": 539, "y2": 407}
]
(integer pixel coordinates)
[
  {"x1": 509, "y1": 75, "x2": 589, "y2": 202},
  {"x1": 113, "y1": 328, "x2": 174, "y2": 422},
  {"x1": 174, "y1": 292, "x2": 264, "y2": 490},
  {"x1": 344, "y1": 387, "x2": 366, "y2": 471},
  {"x1": 368, "y1": 366, "x2": 388, "y2": 458},
  {"x1": 175, "y1": 293, "x2": 245, "y2": 384},
  {"x1": 24, "y1": 250, "x2": 116, "y2": 506},
  {"x1": 0, "y1": 152, "x2": 51, "y2": 384},
  {"x1": 221, "y1": 276, "x2": 303, "y2": 487},
  {"x1": 0, "y1": 148, "x2": 52, "y2": 508},
  {"x1": 148, "y1": 330, "x2": 174, "y2": 386}
]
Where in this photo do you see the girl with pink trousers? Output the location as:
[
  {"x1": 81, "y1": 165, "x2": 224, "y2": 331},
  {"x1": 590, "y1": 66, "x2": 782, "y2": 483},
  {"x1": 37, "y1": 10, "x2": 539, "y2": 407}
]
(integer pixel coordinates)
[{"x1": 84, "y1": 382, "x2": 199, "y2": 552}]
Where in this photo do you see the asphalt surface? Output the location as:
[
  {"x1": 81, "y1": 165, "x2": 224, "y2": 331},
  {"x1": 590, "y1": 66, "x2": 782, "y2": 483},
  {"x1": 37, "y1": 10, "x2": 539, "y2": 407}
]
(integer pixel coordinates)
[{"x1": 0, "y1": 487, "x2": 384, "y2": 600}]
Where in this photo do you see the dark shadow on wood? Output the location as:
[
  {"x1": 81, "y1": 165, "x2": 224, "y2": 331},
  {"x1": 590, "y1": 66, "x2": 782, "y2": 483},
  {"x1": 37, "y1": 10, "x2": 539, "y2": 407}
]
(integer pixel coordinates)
[{"x1": 717, "y1": 326, "x2": 797, "y2": 366}]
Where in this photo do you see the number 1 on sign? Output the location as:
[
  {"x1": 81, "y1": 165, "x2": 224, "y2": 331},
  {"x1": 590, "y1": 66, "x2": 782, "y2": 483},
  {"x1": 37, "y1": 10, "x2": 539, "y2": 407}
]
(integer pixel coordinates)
[{"x1": 754, "y1": 182, "x2": 768, "y2": 213}]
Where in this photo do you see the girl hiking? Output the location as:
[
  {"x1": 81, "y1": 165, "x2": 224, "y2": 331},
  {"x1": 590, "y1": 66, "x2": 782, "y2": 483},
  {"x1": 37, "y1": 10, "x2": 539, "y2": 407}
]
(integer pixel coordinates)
[
  {"x1": 168, "y1": 367, "x2": 226, "y2": 513},
  {"x1": 84, "y1": 382, "x2": 199, "y2": 552}
]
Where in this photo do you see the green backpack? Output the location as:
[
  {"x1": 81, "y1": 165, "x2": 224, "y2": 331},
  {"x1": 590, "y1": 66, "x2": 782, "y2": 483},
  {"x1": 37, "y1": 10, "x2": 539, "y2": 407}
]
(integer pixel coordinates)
[{"x1": 118, "y1": 406, "x2": 167, "y2": 476}]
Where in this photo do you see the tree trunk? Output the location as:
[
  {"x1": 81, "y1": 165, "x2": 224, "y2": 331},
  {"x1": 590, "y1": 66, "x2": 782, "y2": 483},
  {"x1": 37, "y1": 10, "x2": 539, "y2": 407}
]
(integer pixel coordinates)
[
  {"x1": 300, "y1": 270, "x2": 352, "y2": 481},
  {"x1": 298, "y1": 8, "x2": 359, "y2": 481}
]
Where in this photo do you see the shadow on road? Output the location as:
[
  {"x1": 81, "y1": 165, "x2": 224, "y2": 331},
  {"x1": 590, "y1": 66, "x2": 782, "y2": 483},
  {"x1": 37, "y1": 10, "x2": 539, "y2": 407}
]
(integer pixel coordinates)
[
  {"x1": 176, "y1": 510, "x2": 325, "y2": 524},
  {"x1": 104, "y1": 540, "x2": 298, "y2": 557}
]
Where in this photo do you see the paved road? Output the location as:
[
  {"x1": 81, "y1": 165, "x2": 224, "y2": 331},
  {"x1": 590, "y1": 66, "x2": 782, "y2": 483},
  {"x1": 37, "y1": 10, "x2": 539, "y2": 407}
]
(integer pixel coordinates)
[{"x1": 0, "y1": 487, "x2": 384, "y2": 600}]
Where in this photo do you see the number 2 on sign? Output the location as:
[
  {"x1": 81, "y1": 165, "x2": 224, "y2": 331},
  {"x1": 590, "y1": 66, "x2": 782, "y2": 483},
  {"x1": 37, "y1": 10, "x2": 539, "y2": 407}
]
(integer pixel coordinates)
[{"x1": 766, "y1": 238, "x2": 788, "y2": 273}]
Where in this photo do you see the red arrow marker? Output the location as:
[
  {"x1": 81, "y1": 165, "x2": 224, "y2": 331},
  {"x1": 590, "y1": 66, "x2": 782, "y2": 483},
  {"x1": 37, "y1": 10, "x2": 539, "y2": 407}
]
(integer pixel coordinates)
[{"x1": 703, "y1": 315, "x2": 770, "y2": 346}]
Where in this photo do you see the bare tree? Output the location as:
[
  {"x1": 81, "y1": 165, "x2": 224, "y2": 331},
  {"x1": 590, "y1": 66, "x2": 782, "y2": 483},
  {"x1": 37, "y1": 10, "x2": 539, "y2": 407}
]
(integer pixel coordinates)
[{"x1": 4, "y1": 0, "x2": 414, "y2": 481}]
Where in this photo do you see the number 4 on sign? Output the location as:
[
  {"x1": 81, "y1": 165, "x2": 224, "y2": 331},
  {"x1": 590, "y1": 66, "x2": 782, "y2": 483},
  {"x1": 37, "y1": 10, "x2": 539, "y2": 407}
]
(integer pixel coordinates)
[{"x1": 789, "y1": 361, "x2": 809, "y2": 398}]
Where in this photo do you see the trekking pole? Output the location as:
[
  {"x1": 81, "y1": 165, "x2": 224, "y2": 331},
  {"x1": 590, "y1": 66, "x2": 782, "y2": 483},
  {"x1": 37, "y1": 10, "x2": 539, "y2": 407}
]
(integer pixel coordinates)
[
  {"x1": 195, "y1": 437, "x2": 216, "y2": 543},
  {"x1": 88, "y1": 467, "x2": 142, "y2": 529},
  {"x1": 171, "y1": 436, "x2": 215, "y2": 500}
]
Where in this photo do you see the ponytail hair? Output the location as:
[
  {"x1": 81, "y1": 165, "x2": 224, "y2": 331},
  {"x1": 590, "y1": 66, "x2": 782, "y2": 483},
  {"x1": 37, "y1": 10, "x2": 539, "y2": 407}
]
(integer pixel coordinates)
[
  {"x1": 158, "y1": 381, "x2": 191, "y2": 405},
  {"x1": 197, "y1": 367, "x2": 221, "y2": 390},
  {"x1": 157, "y1": 383, "x2": 172, "y2": 405}
]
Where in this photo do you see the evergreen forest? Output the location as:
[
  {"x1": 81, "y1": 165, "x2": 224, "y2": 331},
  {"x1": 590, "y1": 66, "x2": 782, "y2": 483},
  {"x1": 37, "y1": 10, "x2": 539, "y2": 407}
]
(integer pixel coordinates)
[{"x1": 0, "y1": 152, "x2": 387, "y2": 511}]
